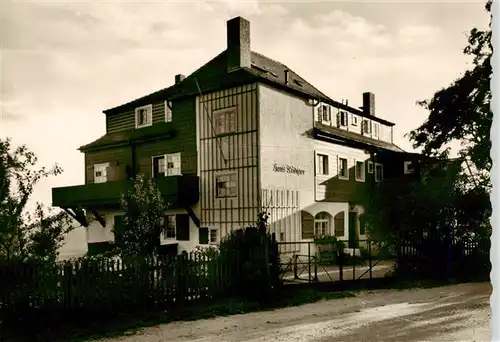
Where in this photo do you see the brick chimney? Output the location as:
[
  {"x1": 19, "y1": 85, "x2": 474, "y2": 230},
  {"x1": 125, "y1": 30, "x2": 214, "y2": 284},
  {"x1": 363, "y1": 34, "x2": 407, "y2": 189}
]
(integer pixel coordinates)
[
  {"x1": 227, "y1": 16, "x2": 251, "y2": 72},
  {"x1": 175, "y1": 74, "x2": 185, "y2": 84},
  {"x1": 363, "y1": 92, "x2": 375, "y2": 116}
]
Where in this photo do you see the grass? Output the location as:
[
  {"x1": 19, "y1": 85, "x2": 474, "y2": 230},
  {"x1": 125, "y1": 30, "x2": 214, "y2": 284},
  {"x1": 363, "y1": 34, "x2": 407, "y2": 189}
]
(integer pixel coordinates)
[{"x1": 3, "y1": 288, "x2": 355, "y2": 342}]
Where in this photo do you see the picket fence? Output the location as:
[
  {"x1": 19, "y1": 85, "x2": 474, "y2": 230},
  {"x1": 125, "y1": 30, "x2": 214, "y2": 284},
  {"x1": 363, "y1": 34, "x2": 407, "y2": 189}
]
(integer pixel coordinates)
[{"x1": 0, "y1": 251, "x2": 241, "y2": 319}]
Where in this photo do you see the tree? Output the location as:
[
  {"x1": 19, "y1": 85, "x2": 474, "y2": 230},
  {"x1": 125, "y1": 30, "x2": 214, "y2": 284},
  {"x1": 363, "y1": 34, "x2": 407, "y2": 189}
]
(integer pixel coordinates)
[
  {"x1": 117, "y1": 174, "x2": 168, "y2": 257},
  {"x1": 408, "y1": 0, "x2": 492, "y2": 189},
  {"x1": 0, "y1": 137, "x2": 72, "y2": 263},
  {"x1": 360, "y1": 158, "x2": 463, "y2": 246}
]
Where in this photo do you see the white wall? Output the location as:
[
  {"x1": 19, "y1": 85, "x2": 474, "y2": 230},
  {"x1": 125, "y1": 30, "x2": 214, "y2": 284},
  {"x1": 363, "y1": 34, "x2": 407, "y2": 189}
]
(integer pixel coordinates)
[
  {"x1": 161, "y1": 204, "x2": 202, "y2": 253},
  {"x1": 258, "y1": 84, "x2": 355, "y2": 256},
  {"x1": 86, "y1": 210, "x2": 123, "y2": 243},
  {"x1": 57, "y1": 218, "x2": 87, "y2": 260}
]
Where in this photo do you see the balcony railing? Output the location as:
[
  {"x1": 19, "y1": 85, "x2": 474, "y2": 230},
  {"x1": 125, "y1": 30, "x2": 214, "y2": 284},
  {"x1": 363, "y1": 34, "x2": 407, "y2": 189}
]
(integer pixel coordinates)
[{"x1": 52, "y1": 175, "x2": 199, "y2": 209}]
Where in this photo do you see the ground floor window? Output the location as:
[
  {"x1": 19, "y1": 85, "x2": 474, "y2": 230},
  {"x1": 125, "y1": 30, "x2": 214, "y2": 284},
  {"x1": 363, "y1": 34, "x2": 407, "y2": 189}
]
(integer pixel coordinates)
[
  {"x1": 314, "y1": 212, "x2": 331, "y2": 236},
  {"x1": 163, "y1": 215, "x2": 176, "y2": 240}
]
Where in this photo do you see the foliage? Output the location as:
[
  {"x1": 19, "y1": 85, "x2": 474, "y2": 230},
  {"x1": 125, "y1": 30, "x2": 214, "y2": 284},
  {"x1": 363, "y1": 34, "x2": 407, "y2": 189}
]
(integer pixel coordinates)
[
  {"x1": 408, "y1": 0, "x2": 492, "y2": 188},
  {"x1": 218, "y1": 211, "x2": 281, "y2": 301},
  {"x1": 117, "y1": 174, "x2": 168, "y2": 257},
  {"x1": 313, "y1": 234, "x2": 345, "y2": 251},
  {"x1": 360, "y1": 157, "x2": 491, "y2": 250},
  {"x1": 363, "y1": 1, "x2": 492, "y2": 248},
  {"x1": 0, "y1": 137, "x2": 72, "y2": 263}
]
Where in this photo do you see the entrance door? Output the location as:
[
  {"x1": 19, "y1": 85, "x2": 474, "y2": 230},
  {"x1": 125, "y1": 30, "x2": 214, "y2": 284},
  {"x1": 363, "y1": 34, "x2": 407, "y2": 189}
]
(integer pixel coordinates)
[{"x1": 348, "y1": 212, "x2": 359, "y2": 248}]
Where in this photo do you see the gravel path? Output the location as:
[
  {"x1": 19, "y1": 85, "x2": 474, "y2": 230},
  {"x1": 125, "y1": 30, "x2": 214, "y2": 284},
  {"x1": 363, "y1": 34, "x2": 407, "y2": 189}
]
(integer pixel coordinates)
[{"x1": 97, "y1": 282, "x2": 491, "y2": 342}]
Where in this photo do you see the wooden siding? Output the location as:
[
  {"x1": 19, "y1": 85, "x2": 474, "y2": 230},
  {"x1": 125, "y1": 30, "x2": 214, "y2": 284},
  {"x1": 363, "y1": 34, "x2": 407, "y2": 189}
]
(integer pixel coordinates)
[
  {"x1": 106, "y1": 102, "x2": 169, "y2": 133},
  {"x1": 84, "y1": 147, "x2": 132, "y2": 184},
  {"x1": 86, "y1": 98, "x2": 196, "y2": 183},
  {"x1": 136, "y1": 98, "x2": 197, "y2": 177},
  {"x1": 198, "y1": 84, "x2": 260, "y2": 237}
]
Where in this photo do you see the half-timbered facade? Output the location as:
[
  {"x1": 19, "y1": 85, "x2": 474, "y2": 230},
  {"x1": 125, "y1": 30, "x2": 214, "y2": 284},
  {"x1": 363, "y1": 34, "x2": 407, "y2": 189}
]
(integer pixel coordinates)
[{"x1": 52, "y1": 16, "x2": 419, "y2": 256}]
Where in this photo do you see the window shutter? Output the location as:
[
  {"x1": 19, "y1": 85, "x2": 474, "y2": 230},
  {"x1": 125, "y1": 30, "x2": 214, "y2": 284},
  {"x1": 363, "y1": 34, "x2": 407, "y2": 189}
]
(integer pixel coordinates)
[
  {"x1": 86, "y1": 165, "x2": 94, "y2": 184},
  {"x1": 317, "y1": 106, "x2": 323, "y2": 122},
  {"x1": 165, "y1": 101, "x2": 172, "y2": 122},
  {"x1": 199, "y1": 227, "x2": 209, "y2": 244},
  {"x1": 301, "y1": 211, "x2": 314, "y2": 239},
  {"x1": 175, "y1": 214, "x2": 190, "y2": 241},
  {"x1": 113, "y1": 215, "x2": 124, "y2": 245}
]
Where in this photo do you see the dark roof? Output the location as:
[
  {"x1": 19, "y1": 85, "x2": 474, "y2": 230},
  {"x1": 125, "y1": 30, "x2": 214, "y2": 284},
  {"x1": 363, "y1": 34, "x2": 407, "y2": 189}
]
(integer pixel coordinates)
[
  {"x1": 314, "y1": 122, "x2": 405, "y2": 153},
  {"x1": 103, "y1": 50, "x2": 395, "y2": 127},
  {"x1": 79, "y1": 122, "x2": 175, "y2": 152}
]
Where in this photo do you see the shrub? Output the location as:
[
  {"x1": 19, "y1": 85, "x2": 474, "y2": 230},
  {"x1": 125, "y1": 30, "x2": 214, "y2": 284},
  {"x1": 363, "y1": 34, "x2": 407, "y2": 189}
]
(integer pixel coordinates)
[{"x1": 217, "y1": 212, "x2": 281, "y2": 301}]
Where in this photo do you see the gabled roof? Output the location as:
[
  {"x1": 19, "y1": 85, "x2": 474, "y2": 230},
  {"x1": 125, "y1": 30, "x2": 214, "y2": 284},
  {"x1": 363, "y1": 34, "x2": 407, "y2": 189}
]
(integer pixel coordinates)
[
  {"x1": 79, "y1": 123, "x2": 175, "y2": 152},
  {"x1": 103, "y1": 50, "x2": 395, "y2": 127}
]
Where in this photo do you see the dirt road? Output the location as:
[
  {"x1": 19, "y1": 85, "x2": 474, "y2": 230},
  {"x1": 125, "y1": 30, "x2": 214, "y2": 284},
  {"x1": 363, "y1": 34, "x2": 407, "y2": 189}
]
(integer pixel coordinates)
[{"x1": 99, "y1": 282, "x2": 491, "y2": 342}]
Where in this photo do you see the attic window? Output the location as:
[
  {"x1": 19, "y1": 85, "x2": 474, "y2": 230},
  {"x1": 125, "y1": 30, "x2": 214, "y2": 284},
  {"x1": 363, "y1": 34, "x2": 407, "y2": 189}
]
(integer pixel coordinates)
[{"x1": 293, "y1": 79, "x2": 303, "y2": 87}]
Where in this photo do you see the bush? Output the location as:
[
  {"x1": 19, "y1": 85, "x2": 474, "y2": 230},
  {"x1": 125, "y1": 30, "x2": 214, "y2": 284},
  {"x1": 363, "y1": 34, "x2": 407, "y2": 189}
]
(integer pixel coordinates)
[{"x1": 217, "y1": 212, "x2": 281, "y2": 301}]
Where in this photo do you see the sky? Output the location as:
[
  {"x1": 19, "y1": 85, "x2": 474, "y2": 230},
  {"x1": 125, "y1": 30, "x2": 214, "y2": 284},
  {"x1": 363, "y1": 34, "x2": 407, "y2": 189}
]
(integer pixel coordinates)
[{"x1": 1, "y1": 0, "x2": 490, "y2": 214}]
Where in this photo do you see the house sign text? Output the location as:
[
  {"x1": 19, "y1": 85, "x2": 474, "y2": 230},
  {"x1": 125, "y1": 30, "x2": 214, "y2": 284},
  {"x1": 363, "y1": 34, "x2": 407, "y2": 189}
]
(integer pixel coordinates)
[{"x1": 273, "y1": 163, "x2": 305, "y2": 176}]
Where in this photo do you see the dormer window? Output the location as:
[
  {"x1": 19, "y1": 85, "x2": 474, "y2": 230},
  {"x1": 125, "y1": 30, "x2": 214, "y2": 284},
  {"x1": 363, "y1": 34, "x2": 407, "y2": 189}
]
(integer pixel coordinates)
[
  {"x1": 362, "y1": 119, "x2": 372, "y2": 134},
  {"x1": 317, "y1": 105, "x2": 331, "y2": 123},
  {"x1": 338, "y1": 111, "x2": 348, "y2": 127},
  {"x1": 135, "y1": 105, "x2": 153, "y2": 128}
]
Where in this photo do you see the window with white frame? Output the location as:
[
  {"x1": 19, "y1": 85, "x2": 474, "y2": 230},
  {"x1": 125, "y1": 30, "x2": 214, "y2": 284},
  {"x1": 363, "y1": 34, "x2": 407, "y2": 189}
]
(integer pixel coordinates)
[
  {"x1": 152, "y1": 156, "x2": 166, "y2": 178},
  {"x1": 375, "y1": 163, "x2": 384, "y2": 182},
  {"x1": 94, "y1": 163, "x2": 110, "y2": 183},
  {"x1": 209, "y1": 229, "x2": 217, "y2": 244},
  {"x1": 314, "y1": 212, "x2": 331, "y2": 236},
  {"x1": 135, "y1": 104, "x2": 153, "y2": 128},
  {"x1": 367, "y1": 161, "x2": 374, "y2": 174},
  {"x1": 152, "y1": 153, "x2": 181, "y2": 177},
  {"x1": 319, "y1": 105, "x2": 331, "y2": 122},
  {"x1": 362, "y1": 119, "x2": 372, "y2": 134},
  {"x1": 163, "y1": 214, "x2": 176, "y2": 240},
  {"x1": 355, "y1": 160, "x2": 365, "y2": 181},
  {"x1": 165, "y1": 101, "x2": 172, "y2": 123},
  {"x1": 213, "y1": 108, "x2": 236, "y2": 135},
  {"x1": 339, "y1": 111, "x2": 348, "y2": 127},
  {"x1": 338, "y1": 157, "x2": 348, "y2": 180},
  {"x1": 404, "y1": 161, "x2": 415, "y2": 174},
  {"x1": 373, "y1": 122, "x2": 380, "y2": 138},
  {"x1": 215, "y1": 172, "x2": 237, "y2": 198},
  {"x1": 316, "y1": 153, "x2": 329, "y2": 175},
  {"x1": 351, "y1": 115, "x2": 358, "y2": 126}
]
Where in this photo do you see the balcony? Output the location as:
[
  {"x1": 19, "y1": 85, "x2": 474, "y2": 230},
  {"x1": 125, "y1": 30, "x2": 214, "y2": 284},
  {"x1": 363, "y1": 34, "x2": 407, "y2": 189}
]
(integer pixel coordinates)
[{"x1": 52, "y1": 175, "x2": 199, "y2": 209}]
